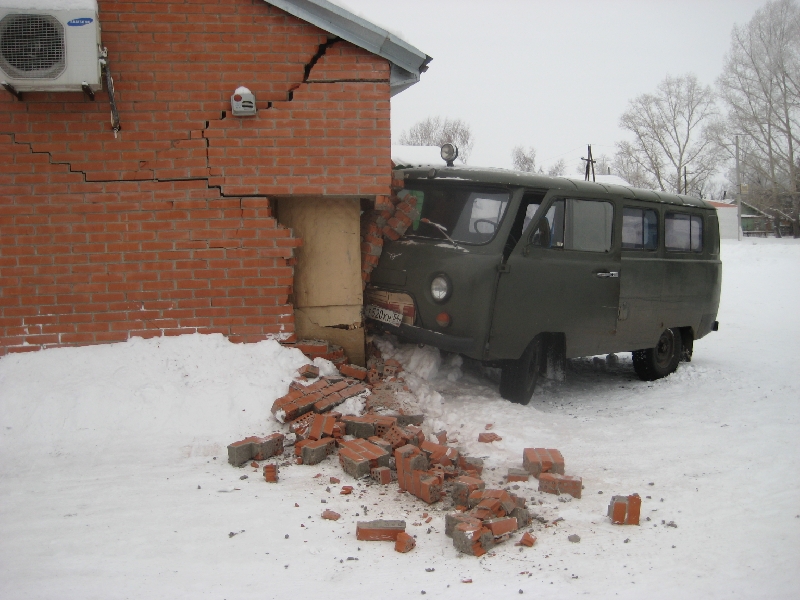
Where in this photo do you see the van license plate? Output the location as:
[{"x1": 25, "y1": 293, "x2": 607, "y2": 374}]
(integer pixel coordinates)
[{"x1": 365, "y1": 304, "x2": 403, "y2": 327}]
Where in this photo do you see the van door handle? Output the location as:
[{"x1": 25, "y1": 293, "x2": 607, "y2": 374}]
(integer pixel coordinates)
[{"x1": 595, "y1": 271, "x2": 619, "y2": 278}]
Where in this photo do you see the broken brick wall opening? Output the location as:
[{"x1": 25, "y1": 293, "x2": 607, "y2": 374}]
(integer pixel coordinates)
[
  {"x1": 274, "y1": 197, "x2": 366, "y2": 365},
  {"x1": 0, "y1": 0, "x2": 392, "y2": 356}
]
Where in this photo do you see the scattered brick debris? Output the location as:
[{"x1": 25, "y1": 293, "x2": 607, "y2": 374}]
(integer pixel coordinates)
[
  {"x1": 516, "y1": 532, "x2": 537, "y2": 547},
  {"x1": 263, "y1": 464, "x2": 278, "y2": 483},
  {"x1": 608, "y1": 494, "x2": 642, "y2": 525},
  {"x1": 522, "y1": 448, "x2": 565, "y2": 477},
  {"x1": 356, "y1": 520, "x2": 406, "y2": 541},
  {"x1": 394, "y1": 531, "x2": 416, "y2": 553},
  {"x1": 297, "y1": 364, "x2": 319, "y2": 379},
  {"x1": 225, "y1": 356, "x2": 646, "y2": 561},
  {"x1": 539, "y1": 473, "x2": 582, "y2": 499},
  {"x1": 227, "y1": 433, "x2": 285, "y2": 466},
  {"x1": 507, "y1": 468, "x2": 530, "y2": 482}
]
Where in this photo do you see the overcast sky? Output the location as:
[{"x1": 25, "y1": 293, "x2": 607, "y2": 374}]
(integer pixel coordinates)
[{"x1": 338, "y1": 0, "x2": 767, "y2": 176}]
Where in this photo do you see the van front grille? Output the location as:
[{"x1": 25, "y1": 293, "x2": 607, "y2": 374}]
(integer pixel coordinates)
[{"x1": 0, "y1": 14, "x2": 65, "y2": 79}]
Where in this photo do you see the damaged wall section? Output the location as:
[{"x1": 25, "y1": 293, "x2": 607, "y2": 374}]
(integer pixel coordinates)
[{"x1": 276, "y1": 197, "x2": 365, "y2": 364}]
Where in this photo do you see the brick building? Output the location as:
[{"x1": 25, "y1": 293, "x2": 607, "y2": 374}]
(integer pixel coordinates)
[{"x1": 0, "y1": 0, "x2": 430, "y2": 361}]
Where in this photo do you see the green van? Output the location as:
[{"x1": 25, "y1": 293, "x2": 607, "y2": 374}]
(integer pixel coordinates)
[{"x1": 365, "y1": 149, "x2": 721, "y2": 404}]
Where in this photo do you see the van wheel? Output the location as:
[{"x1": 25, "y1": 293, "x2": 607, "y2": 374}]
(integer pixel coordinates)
[
  {"x1": 500, "y1": 337, "x2": 542, "y2": 405},
  {"x1": 632, "y1": 328, "x2": 682, "y2": 381}
]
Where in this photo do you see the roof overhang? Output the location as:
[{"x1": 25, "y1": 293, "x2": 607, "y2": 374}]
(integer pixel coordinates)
[{"x1": 265, "y1": 0, "x2": 431, "y2": 96}]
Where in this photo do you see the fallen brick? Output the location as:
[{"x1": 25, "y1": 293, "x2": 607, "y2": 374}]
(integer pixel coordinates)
[
  {"x1": 452, "y1": 476, "x2": 485, "y2": 507},
  {"x1": 394, "y1": 531, "x2": 416, "y2": 553},
  {"x1": 300, "y1": 438, "x2": 336, "y2": 466},
  {"x1": 452, "y1": 522, "x2": 493, "y2": 556},
  {"x1": 608, "y1": 494, "x2": 642, "y2": 525},
  {"x1": 339, "y1": 364, "x2": 368, "y2": 380},
  {"x1": 507, "y1": 468, "x2": 530, "y2": 482},
  {"x1": 516, "y1": 532, "x2": 536, "y2": 547},
  {"x1": 341, "y1": 416, "x2": 375, "y2": 439},
  {"x1": 368, "y1": 436, "x2": 393, "y2": 454},
  {"x1": 382, "y1": 424, "x2": 410, "y2": 449},
  {"x1": 538, "y1": 472, "x2": 582, "y2": 499},
  {"x1": 227, "y1": 433, "x2": 285, "y2": 466},
  {"x1": 321, "y1": 509, "x2": 341, "y2": 521},
  {"x1": 522, "y1": 448, "x2": 565, "y2": 477},
  {"x1": 330, "y1": 477, "x2": 340, "y2": 484},
  {"x1": 307, "y1": 414, "x2": 336, "y2": 441},
  {"x1": 371, "y1": 466, "x2": 392, "y2": 484},
  {"x1": 356, "y1": 520, "x2": 406, "y2": 541},
  {"x1": 478, "y1": 432, "x2": 502, "y2": 443},
  {"x1": 445, "y1": 513, "x2": 483, "y2": 537},
  {"x1": 296, "y1": 339, "x2": 329, "y2": 356},
  {"x1": 297, "y1": 364, "x2": 319, "y2": 379},
  {"x1": 415, "y1": 473, "x2": 442, "y2": 504},
  {"x1": 340, "y1": 485, "x2": 354, "y2": 495},
  {"x1": 482, "y1": 489, "x2": 518, "y2": 514},
  {"x1": 263, "y1": 464, "x2": 278, "y2": 483},
  {"x1": 459, "y1": 456, "x2": 484, "y2": 475},
  {"x1": 339, "y1": 439, "x2": 390, "y2": 479},
  {"x1": 484, "y1": 516, "x2": 519, "y2": 537}
]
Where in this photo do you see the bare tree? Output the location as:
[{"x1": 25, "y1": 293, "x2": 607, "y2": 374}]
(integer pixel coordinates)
[
  {"x1": 398, "y1": 116, "x2": 474, "y2": 164},
  {"x1": 717, "y1": 0, "x2": 800, "y2": 235},
  {"x1": 546, "y1": 159, "x2": 567, "y2": 177},
  {"x1": 616, "y1": 74, "x2": 722, "y2": 195},
  {"x1": 511, "y1": 146, "x2": 538, "y2": 172}
]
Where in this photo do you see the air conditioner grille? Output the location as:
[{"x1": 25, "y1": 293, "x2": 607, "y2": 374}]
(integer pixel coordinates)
[{"x1": 0, "y1": 14, "x2": 65, "y2": 79}]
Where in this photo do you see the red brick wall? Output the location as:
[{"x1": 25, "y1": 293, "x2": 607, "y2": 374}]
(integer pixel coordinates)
[{"x1": 0, "y1": 0, "x2": 392, "y2": 355}]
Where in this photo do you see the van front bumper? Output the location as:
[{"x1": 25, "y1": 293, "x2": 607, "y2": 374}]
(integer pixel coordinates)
[{"x1": 371, "y1": 320, "x2": 476, "y2": 355}]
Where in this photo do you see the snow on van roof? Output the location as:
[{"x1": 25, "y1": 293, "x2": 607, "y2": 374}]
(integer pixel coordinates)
[
  {"x1": 391, "y1": 145, "x2": 443, "y2": 167},
  {"x1": 566, "y1": 174, "x2": 632, "y2": 187}
]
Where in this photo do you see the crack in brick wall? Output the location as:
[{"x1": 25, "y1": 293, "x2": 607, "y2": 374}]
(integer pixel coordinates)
[{"x1": 0, "y1": 0, "x2": 392, "y2": 355}]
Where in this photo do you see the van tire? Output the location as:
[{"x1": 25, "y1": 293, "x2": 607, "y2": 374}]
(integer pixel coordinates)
[
  {"x1": 632, "y1": 328, "x2": 682, "y2": 381},
  {"x1": 500, "y1": 337, "x2": 542, "y2": 404}
]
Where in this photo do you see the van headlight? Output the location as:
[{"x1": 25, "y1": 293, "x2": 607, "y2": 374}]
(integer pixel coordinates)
[{"x1": 431, "y1": 275, "x2": 451, "y2": 302}]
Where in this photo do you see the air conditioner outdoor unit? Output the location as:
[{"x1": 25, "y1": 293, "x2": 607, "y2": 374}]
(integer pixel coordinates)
[{"x1": 0, "y1": 0, "x2": 101, "y2": 93}]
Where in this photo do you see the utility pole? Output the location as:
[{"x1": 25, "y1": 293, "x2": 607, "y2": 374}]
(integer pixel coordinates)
[
  {"x1": 582, "y1": 145, "x2": 596, "y2": 182},
  {"x1": 736, "y1": 135, "x2": 743, "y2": 241}
]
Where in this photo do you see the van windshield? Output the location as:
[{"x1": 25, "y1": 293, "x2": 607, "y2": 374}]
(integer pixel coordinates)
[{"x1": 400, "y1": 183, "x2": 511, "y2": 245}]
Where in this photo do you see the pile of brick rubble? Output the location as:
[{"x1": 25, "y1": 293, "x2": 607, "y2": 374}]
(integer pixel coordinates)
[{"x1": 227, "y1": 339, "x2": 642, "y2": 556}]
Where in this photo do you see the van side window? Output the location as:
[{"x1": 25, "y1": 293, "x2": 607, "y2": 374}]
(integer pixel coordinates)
[
  {"x1": 533, "y1": 199, "x2": 564, "y2": 248},
  {"x1": 622, "y1": 207, "x2": 658, "y2": 250},
  {"x1": 665, "y1": 212, "x2": 703, "y2": 252},
  {"x1": 533, "y1": 199, "x2": 613, "y2": 252},
  {"x1": 565, "y1": 199, "x2": 614, "y2": 252}
]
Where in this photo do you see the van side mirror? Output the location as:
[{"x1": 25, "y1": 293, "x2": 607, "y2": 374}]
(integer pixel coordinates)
[{"x1": 523, "y1": 219, "x2": 551, "y2": 255}]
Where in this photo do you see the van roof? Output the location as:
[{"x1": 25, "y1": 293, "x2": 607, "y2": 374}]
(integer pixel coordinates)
[{"x1": 400, "y1": 165, "x2": 713, "y2": 209}]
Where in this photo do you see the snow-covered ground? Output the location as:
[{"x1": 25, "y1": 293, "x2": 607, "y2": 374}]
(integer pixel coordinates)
[{"x1": 1, "y1": 239, "x2": 798, "y2": 599}]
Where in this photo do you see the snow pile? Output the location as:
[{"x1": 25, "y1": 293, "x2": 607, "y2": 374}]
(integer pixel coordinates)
[{"x1": 371, "y1": 335, "x2": 445, "y2": 420}]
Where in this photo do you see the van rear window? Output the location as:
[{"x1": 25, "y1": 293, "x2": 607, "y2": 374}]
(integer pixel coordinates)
[
  {"x1": 665, "y1": 212, "x2": 703, "y2": 252},
  {"x1": 402, "y1": 183, "x2": 511, "y2": 245}
]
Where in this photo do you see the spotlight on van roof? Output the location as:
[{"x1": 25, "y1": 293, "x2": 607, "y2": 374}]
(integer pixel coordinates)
[{"x1": 441, "y1": 143, "x2": 458, "y2": 167}]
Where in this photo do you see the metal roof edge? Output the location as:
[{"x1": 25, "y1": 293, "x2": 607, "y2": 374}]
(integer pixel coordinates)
[{"x1": 264, "y1": 0, "x2": 431, "y2": 95}]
